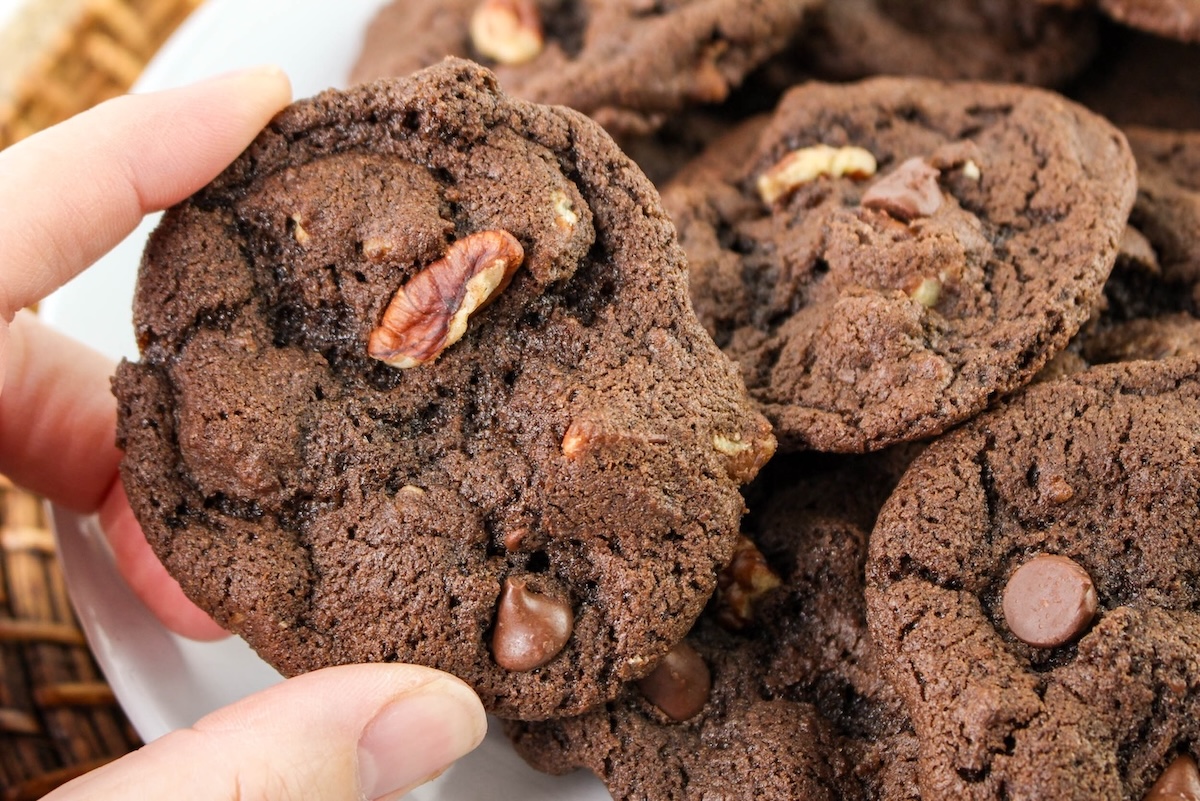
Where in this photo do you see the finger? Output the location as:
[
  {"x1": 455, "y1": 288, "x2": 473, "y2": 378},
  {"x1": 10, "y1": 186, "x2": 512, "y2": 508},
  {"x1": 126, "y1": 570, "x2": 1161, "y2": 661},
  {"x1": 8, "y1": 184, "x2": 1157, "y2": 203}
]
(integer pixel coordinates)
[
  {"x1": 44, "y1": 664, "x2": 488, "y2": 801},
  {"x1": 0, "y1": 312, "x2": 121, "y2": 512},
  {"x1": 0, "y1": 314, "x2": 225, "y2": 638},
  {"x1": 0, "y1": 64, "x2": 291, "y2": 318},
  {"x1": 99, "y1": 482, "x2": 228, "y2": 641}
]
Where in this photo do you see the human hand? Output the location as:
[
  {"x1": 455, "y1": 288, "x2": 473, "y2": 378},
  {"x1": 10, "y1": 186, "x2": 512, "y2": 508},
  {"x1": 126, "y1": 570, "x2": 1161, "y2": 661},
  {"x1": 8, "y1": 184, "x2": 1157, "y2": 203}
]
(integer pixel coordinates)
[
  {"x1": 0, "y1": 65, "x2": 293, "y2": 639},
  {"x1": 45, "y1": 663, "x2": 486, "y2": 801},
  {"x1": 0, "y1": 68, "x2": 487, "y2": 799}
]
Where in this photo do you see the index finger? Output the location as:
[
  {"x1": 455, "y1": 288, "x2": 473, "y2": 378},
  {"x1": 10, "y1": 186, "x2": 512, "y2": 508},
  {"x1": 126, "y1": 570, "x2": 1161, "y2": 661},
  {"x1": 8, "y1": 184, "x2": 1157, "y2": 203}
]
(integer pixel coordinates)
[{"x1": 0, "y1": 65, "x2": 292, "y2": 319}]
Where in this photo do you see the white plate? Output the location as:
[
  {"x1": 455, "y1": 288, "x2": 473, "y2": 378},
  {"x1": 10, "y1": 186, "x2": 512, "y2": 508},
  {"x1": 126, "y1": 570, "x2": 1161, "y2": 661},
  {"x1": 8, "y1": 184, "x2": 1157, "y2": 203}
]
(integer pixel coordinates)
[{"x1": 40, "y1": 1, "x2": 608, "y2": 797}]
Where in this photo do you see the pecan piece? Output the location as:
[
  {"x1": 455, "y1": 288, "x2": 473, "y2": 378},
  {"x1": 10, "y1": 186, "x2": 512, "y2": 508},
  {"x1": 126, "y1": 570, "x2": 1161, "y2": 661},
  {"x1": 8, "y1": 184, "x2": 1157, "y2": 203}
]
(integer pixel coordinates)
[
  {"x1": 367, "y1": 230, "x2": 524, "y2": 369},
  {"x1": 470, "y1": 0, "x2": 544, "y2": 66},
  {"x1": 715, "y1": 535, "x2": 782, "y2": 630},
  {"x1": 757, "y1": 144, "x2": 877, "y2": 205}
]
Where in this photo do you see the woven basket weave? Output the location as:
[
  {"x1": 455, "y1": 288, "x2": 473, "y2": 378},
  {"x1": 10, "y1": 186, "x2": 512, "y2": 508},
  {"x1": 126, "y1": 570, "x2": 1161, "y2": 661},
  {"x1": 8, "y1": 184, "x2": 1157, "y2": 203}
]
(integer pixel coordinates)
[
  {"x1": 0, "y1": 0, "x2": 202, "y2": 148},
  {"x1": 1, "y1": 0, "x2": 203, "y2": 796},
  {"x1": 0, "y1": 479, "x2": 140, "y2": 801}
]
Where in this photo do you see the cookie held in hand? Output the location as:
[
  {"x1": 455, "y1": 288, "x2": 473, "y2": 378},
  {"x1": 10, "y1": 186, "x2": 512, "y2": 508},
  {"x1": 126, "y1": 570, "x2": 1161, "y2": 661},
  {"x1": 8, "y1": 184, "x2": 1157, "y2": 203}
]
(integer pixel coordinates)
[{"x1": 114, "y1": 59, "x2": 773, "y2": 720}]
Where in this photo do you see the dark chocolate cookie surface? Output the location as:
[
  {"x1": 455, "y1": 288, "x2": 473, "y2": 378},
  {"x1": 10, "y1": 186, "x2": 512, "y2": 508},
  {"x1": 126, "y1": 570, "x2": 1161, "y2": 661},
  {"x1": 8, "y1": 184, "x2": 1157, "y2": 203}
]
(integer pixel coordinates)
[
  {"x1": 508, "y1": 452, "x2": 920, "y2": 800},
  {"x1": 664, "y1": 77, "x2": 1136, "y2": 452},
  {"x1": 1095, "y1": 0, "x2": 1200, "y2": 41},
  {"x1": 114, "y1": 60, "x2": 774, "y2": 720},
  {"x1": 1071, "y1": 127, "x2": 1200, "y2": 365},
  {"x1": 867, "y1": 357, "x2": 1200, "y2": 799},
  {"x1": 799, "y1": 0, "x2": 1098, "y2": 87},
  {"x1": 349, "y1": 0, "x2": 821, "y2": 136},
  {"x1": 1067, "y1": 26, "x2": 1200, "y2": 130}
]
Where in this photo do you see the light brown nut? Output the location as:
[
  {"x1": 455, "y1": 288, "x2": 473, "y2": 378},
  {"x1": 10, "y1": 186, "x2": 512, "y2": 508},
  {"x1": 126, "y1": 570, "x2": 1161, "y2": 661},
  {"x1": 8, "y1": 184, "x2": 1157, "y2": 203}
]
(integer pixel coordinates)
[
  {"x1": 550, "y1": 189, "x2": 579, "y2": 232},
  {"x1": 367, "y1": 230, "x2": 524, "y2": 369},
  {"x1": 908, "y1": 277, "x2": 942, "y2": 308},
  {"x1": 561, "y1": 418, "x2": 625, "y2": 458},
  {"x1": 290, "y1": 213, "x2": 311, "y2": 245},
  {"x1": 561, "y1": 414, "x2": 669, "y2": 459},
  {"x1": 757, "y1": 144, "x2": 877, "y2": 205},
  {"x1": 716, "y1": 535, "x2": 782, "y2": 630},
  {"x1": 712, "y1": 425, "x2": 777, "y2": 484},
  {"x1": 470, "y1": 0, "x2": 544, "y2": 66}
]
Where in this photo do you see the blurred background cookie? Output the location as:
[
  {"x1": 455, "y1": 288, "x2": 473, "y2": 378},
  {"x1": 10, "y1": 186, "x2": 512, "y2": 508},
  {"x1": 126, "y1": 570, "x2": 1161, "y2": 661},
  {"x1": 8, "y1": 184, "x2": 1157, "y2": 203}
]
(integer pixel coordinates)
[{"x1": 664, "y1": 77, "x2": 1136, "y2": 452}]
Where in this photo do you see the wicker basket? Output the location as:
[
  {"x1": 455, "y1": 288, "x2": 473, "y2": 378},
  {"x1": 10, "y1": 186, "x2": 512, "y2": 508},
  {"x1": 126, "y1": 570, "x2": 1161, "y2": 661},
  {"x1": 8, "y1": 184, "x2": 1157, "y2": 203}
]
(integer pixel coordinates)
[
  {"x1": 0, "y1": 0, "x2": 203, "y2": 796},
  {"x1": 0, "y1": 0, "x2": 202, "y2": 148},
  {"x1": 0, "y1": 479, "x2": 141, "y2": 801}
]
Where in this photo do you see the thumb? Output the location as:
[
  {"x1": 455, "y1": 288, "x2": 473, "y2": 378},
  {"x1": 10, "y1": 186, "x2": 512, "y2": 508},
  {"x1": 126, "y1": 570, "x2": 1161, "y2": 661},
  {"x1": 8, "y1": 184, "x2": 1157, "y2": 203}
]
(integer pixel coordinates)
[{"x1": 45, "y1": 664, "x2": 487, "y2": 801}]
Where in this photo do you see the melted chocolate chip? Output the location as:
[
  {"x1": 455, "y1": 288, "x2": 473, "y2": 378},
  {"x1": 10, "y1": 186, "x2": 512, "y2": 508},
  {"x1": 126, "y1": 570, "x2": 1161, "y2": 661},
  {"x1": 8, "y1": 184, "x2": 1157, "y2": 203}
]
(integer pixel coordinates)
[
  {"x1": 1002, "y1": 554, "x2": 1098, "y2": 648},
  {"x1": 860, "y1": 156, "x2": 943, "y2": 221},
  {"x1": 491, "y1": 576, "x2": 573, "y2": 672},
  {"x1": 1145, "y1": 755, "x2": 1200, "y2": 801},
  {"x1": 636, "y1": 641, "x2": 711, "y2": 721}
]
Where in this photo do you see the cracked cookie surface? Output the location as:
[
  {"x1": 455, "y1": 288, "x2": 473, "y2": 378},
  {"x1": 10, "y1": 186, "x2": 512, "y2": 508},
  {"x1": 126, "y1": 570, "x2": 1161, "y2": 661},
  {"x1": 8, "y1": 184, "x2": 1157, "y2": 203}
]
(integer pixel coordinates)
[
  {"x1": 1072, "y1": 127, "x2": 1200, "y2": 365},
  {"x1": 866, "y1": 356, "x2": 1200, "y2": 799},
  {"x1": 507, "y1": 452, "x2": 920, "y2": 800},
  {"x1": 800, "y1": 0, "x2": 1098, "y2": 87},
  {"x1": 113, "y1": 60, "x2": 773, "y2": 720},
  {"x1": 664, "y1": 76, "x2": 1136, "y2": 452},
  {"x1": 348, "y1": 0, "x2": 821, "y2": 136}
]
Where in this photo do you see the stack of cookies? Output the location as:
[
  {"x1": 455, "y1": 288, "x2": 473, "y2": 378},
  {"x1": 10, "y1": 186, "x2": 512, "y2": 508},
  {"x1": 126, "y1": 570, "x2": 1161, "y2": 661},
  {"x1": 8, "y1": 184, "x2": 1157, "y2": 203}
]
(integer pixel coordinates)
[{"x1": 114, "y1": 1, "x2": 1200, "y2": 798}]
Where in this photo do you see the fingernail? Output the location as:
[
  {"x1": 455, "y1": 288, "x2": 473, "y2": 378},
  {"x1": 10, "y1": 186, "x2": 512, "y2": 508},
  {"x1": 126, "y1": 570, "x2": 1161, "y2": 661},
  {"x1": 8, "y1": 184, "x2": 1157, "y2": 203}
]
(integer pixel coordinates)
[{"x1": 357, "y1": 679, "x2": 487, "y2": 800}]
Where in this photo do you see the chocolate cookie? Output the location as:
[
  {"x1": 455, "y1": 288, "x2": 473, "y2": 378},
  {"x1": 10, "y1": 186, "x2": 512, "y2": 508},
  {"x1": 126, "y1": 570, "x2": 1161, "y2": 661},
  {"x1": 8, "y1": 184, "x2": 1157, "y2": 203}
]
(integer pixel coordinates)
[
  {"x1": 1067, "y1": 26, "x2": 1200, "y2": 130},
  {"x1": 1124, "y1": 126, "x2": 1200, "y2": 306},
  {"x1": 1079, "y1": 312, "x2": 1200, "y2": 363},
  {"x1": 349, "y1": 0, "x2": 821, "y2": 136},
  {"x1": 113, "y1": 60, "x2": 775, "y2": 720},
  {"x1": 798, "y1": 0, "x2": 1098, "y2": 87},
  {"x1": 866, "y1": 357, "x2": 1200, "y2": 799},
  {"x1": 664, "y1": 77, "x2": 1136, "y2": 452},
  {"x1": 507, "y1": 452, "x2": 920, "y2": 800},
  {"x1": 1071, "y1": 127, "x2": 1200, "y2": 365},
  {"x1": 1045, "y1": 0, "x2": 1200, "y2": 41}
]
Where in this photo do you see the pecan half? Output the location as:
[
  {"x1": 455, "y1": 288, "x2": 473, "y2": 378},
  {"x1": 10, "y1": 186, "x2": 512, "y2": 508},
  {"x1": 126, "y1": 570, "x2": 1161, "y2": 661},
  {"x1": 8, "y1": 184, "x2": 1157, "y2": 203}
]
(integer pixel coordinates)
[{"x1": 367, "y1": 230, "x2": 524, "y2": 368}]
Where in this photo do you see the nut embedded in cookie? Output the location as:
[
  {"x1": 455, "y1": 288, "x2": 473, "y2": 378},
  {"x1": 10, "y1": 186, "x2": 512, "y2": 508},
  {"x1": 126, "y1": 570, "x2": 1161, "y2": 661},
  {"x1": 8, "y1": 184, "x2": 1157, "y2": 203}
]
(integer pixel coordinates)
[
  {"x1": 714, "y1": 535, "x2": 782, "y2": 630},
  {"x1": 756, "y1": 144, "x2": 877, "y2": 205},
  {"x1": 367, "y1": 229, "x2": 525, "y2": 369},
  {"x1": 469, "y1": 0, "x2": 544, "y2": 66}
]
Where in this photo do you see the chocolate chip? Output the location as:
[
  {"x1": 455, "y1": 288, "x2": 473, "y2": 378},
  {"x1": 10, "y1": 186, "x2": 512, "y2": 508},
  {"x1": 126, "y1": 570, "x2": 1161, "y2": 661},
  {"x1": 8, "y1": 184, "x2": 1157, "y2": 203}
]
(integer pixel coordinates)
[
  {"x1": 637, "y1": 641, "x2": 711, "y2": 721},
  {"x1": 860, "y1": 156, "x2": 943, "y2": 221},
  {"x1": 1145, "y1": 754, "x2": 1200, "y2": 800},
  {"x1": 1002, "y1": 554, "x2": 1098, "y2": 648},
  {"x1": 491, "y1": 576, "x2": 573, "y2": 671}
]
